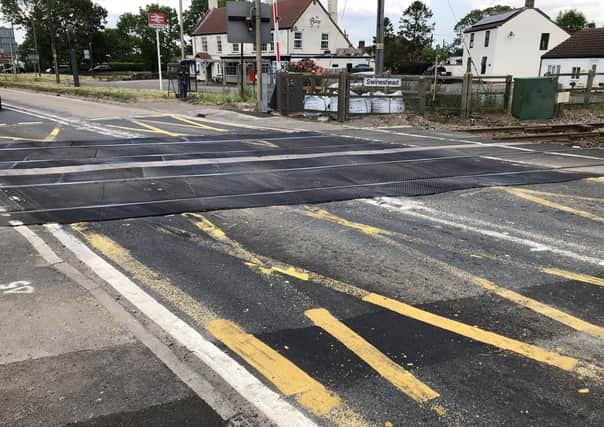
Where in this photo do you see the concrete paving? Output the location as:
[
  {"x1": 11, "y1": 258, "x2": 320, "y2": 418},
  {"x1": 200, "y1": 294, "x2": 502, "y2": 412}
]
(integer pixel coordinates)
[{"x1": 0, "y1": 88, "x2": 603, "y2": 426}]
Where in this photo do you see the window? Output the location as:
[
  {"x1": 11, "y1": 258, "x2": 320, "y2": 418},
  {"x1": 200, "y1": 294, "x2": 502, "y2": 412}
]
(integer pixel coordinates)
[
  {"x1": 484, "y1": 31, "x2": 490, "y2": 47},
  {"x1": 480, "y1": 56, "x2": 487, "y2": 75},
  {"x1": 232, "y1": 43, "x2": 239, "y2": 53},
  {"x1": 216, "y1": 36, "x2": 222, "y2": 53},
  {"x1": 592, "y1": 64, "x2": 598, "y2": 73},
  {"x1": 294, "y1": 32, "x2": 303, "y2": 49},
  {"x1": 546, "y1": 64, "x2": 560, "y2": 76},
  {"x1": 201, "y1": 36, "x2": 208, "y2": 52},
  {"x1": 466, "y1": 58, "x2": 472, "y2": 73},
  {"x1": 321, "y1": 33, "x2": 329, "y2": 50},
  {"x1": 571, "y1": 66, "x2": 581, "y2": 79},
  {"x1": 261, "y1": 43, "x2": 268, "y2": 51},
  {"x1": 539, "y1": 33, "x2": 550, "y2": 50},
  {"x1": 469, "y1": 33, "x2": 475, "y2": 48},
  {"x1": 225, "y1": 63, "x2": 238, "y2": 76}
]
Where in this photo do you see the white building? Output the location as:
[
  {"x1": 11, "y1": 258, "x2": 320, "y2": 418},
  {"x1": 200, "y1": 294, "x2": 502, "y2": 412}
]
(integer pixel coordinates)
[
  {"x1": 540, "y1": 27, "x2": 604, "y2": 89},
  {"x1": 462, "y1": 0, "x2": 569, "y2": 78},
  {"x1": 190, "y1": 0, "x2": 373, "y2": 83}
]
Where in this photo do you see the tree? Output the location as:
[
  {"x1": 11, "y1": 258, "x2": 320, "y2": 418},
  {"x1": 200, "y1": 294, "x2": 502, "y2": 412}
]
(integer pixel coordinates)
[
  {"x1": 1, "y1": 0, "x2": 107, "y2": 69},
  {"x1": 452, "y1": 5, "x2": 512, "y2": 54},
  {"x1": 116, "y1": 4, "x2": 180, "y2": 71},
  {"x1": 556, "y1": 9, "x2": 588, "y2": 34},
  {"x1": 399, "y1": 1, "x2": 434, "y2": 63},
  {"x1": 184, "y1": 0, "x2": 226, "y2": 34}
]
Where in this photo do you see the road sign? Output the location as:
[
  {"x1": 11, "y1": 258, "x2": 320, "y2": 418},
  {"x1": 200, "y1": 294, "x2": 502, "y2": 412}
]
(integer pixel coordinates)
[
  {"x1": 148, "y1": 12, "x2": 167, "y2": 30},
  {"x1": 26, "y1": 54, "x2": 39, "y2": 62},
  {"x1": 83, "y1": 49, "x2": 90, "y2": 60},
  {"x1": 226, "y1": 1, "x2": 272, "y2": 44},
  {"x1": 363, "y1": 77, "x2": 402, "y2": 88}
]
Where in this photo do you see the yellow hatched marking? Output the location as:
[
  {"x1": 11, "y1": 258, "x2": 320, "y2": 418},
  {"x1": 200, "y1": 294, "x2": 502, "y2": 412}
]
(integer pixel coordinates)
[
  {"x1": 586, "y1": 177, "x2": 604, "y2": 183},
  {"x1": 300, "y1": 207, "x2": 604, "y2": 342},
  {"x1": 171, "y1": 115, "x2": 227, "y2": 132},
  {"x1": 363, "y1": 293, "x2": 577, "y2": 371},
  {"x1": 71, "y1": 224, "x2": 217, "y2": 326},
  {"x1": 501, "y1": 188, "x2": 604, "y2": 224},
  {"x1": 184, "y1": 116, "x2": 272, "y2": 131},
  {"x1": 305, "y1": 308, "x2": 442, "y2": 408},
  {"x1": 44, "y1": 127, "x2": 61, "y2": 142},
  {"x1": 246, "y1": 140, "x2": 280, "y2": 148},
  {"x1": 184, "y1": 214, "x2": 585, "y2": 374},
  {"x1": 208, "y1": 319, "x2": 341, "y2": 416},
  {"x1": 107, "y1": 120, "x2": 187, "y2": 137},
  {"x1": 542, "y1": 268, "x2": 604, "y2": 288},
  {"x1": 305, "y1": 207, "x2": 392, "y2": 236},
  {"x1": 507, "y1": 188, "x2": 604, "y2": 203}
]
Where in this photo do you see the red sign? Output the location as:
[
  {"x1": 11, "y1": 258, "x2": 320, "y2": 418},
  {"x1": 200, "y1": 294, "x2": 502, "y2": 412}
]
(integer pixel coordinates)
[{"x1": 148, "y1": 12, "x2": 167, "y2": 29}]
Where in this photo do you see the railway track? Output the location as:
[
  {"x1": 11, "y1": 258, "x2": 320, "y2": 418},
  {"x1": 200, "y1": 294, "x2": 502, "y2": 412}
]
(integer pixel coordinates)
[{"x1": 459, "y1": 122, "x2": 604, "y2": 142}]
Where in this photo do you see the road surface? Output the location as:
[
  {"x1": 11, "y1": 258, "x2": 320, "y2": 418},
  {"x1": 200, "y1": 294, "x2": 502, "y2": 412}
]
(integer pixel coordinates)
[{"x1": 0, "y1": 88, "x2": 602, "y2": 426}]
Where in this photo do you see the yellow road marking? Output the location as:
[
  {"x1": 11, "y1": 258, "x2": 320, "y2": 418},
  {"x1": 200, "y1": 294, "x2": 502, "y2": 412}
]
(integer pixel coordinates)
[
  {"x1": 184, "y1": 116, "x2": 272, "y2": 131},
  {"x1": 107, "y1": 120, "x2": 187, "y2": 137},
  {"x1": 208, "y1": 319, "x2": 341, "y2": 416},
  {"x1": 71, "y1": 224, "x2": 217, "y2": 326},
  {"x1": 305, "y1": 308, "x2": 442, "y2": 408},
  {"x1": 305, "y1": 207, "x2": 392, "y2": 236},
  {"x1": 44, "y1": 127, "x2": 61, "y2": 142},
  {"x1": 184, "y1": 214, "x2": 585, "y2": 373},
  {"x1": 246, "y1": 140, "x2": 280, "y2": 148},
  {"x1": 542, "y1": 268, "x2": 604, "y2": 288},
  {"x1": 363, "y1": 293, "x2": 577, "y2": 371},
  {"x1": 74, "y1": 224, "x2": 370, "y2": 426},
  {"x1": 507, "y1": 188, "x2": 604, "y2": 203},
  {"x1": 302, "y1": 207, "x2": 604, "y2": 342},
  {"x1": 171, "y1": 115, "x2": 227, "y2": 132},
  {"x1": 501, "y1": 188, "x2": 604, "y2": 224},
  {"x1": 586, "y1": 177, "x2": 604, "y2": 183}
]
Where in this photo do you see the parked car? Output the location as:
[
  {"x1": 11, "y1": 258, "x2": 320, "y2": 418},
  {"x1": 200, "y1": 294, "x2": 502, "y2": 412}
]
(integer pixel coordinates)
[
  {"x1": 1, "y1": 64, "x2": 26, "y2": 74},
  {"x1": 89, "y1": 64, "x2": 112, "y2": 73},
  {"x1": 45, "y1": 65, "x2": 71, "y2": 74},
  {"x1": 351, "y1": 64, "x2": 374, "y2": 74},
  {"x1": 423, "y1": 65, "x2": 450, "y2": 76}
]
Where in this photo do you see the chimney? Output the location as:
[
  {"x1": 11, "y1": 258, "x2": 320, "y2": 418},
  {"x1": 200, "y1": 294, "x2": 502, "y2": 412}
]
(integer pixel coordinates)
[
  {"x1": 329, "y1": 0, "x2": 338, "y2": 24},
  {"x1": 208, "y1": 0, "x2": 218, "y2": 9},
  {"x1": 358, "y1": 40, "x2": 365, "y2": 49},
  {"x1": 525, "y1": 0, "x2": 535, "y2": 8}
]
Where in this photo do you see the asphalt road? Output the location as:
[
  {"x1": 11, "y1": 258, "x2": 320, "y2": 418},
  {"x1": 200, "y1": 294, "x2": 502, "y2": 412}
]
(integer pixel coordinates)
[{"x1": 0, "y1": 91, "x2": 603, "y2": 426}]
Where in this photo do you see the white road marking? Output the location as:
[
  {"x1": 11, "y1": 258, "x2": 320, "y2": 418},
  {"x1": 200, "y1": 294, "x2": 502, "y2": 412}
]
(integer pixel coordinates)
[
  {"x1": 364, "y1": 197, "x2": 604, "y2": 266},
  {"x1": 13, "y1": 225, "x2": 63, "y2": 265},
  {"x1": 0, "y1": 142, "x2": 550, "y2": 177},
  {"x1": 0, "y1": 281, "x2": 34, "y2": 294},
  {"x1": 45, "y1": 223, "x2": 317, "y2": 427},
  {"x1": 546, "y1": 152, "x2": 604, "y2": 160},
  {"x1": 351, "y1": 127, "x2": 485, "y2": 145},
  {"x1": 3, "y1": 103, "x2": 142, "y2": 139}
]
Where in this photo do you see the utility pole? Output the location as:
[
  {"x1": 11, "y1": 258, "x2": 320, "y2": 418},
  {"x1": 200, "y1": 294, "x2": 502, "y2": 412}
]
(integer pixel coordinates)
[
  {"x1": 255, "y1": 0, "x2": 262, "y2": 112},
  {"x1": 66, "y1": 24, "x2": 80, "y2": 87},
  {"x1": 47, "y1": 0, "x2": 60, "y2": 84},
  {"x1": 178, "y1": 0, "x2": 185, "y2": 61},
  {"x1": 31, "y1": 20, "x2": 41, "y2": 76},
  {"x1": 375, "y1": 0, "x2": 385, "y2": 75}
]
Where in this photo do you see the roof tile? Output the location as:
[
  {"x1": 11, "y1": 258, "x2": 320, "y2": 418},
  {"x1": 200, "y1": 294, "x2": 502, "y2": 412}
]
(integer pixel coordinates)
[{"x1": 542, "y1": 28, "x2": 604, "y2": 59}]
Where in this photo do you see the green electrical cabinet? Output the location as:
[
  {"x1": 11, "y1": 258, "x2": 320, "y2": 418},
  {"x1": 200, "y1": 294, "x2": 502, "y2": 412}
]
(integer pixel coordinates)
[{"x1": 511, "y1": 77, "x2": 557, "y2": 120}]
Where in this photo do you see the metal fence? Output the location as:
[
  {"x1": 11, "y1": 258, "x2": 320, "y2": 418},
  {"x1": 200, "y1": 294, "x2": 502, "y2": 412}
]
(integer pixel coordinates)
[{"x1": 276, "y1": 71, "x2": 515, "y2": 121}]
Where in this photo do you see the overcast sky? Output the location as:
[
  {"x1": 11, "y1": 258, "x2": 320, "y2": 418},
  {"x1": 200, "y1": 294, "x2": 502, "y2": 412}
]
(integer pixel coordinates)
[{"x1": 9, "y1": 0, "x2": 604, "y2": 45}]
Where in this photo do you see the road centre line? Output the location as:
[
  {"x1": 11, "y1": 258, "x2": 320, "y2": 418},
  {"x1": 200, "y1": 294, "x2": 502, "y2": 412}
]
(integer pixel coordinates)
[
  {"x1": 0, "y1": 141, "x2": 595, "y2": 177},
  {"x1": 302, "y1": 207, "x2": 604, "y2": 342},
  {"x1": 3, "y1": 103, "x2": 141, "y2": 139},
  {"x1": 182, "y1": 214, "x2": 582, "y2": 373},
  {"x1": 501, "y1": 188, "x2": 604, "y2": 224},
  {"x1": 305, "y1": 308, "x2": 444, "y2": 413},
  {"x1": 364, "y1": 197, "x2": 604, "y2": 267},
  {"x1": 542, "y1": 269, "x2": 604, "y2": 288},
  {"x1": 51, "y1": 223, "x2": 317, "y2": 427}
]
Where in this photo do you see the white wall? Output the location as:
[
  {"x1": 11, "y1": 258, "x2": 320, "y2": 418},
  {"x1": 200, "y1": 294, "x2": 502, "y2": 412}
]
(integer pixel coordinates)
[
  {"x1": 463, "y1": 9, "x2": 570, "y2": 78},
  {"x1": 463, "y1": 29, "x2": 497, "y2": 75},
  {"x1": 541, "y1": 57, "x2": 604, "y2": 89}
]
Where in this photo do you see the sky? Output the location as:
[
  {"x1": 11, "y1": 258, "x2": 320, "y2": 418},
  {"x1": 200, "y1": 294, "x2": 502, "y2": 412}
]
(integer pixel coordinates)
[{"x1": 8, "y1": 0, "x2": 604, "y2": 45}]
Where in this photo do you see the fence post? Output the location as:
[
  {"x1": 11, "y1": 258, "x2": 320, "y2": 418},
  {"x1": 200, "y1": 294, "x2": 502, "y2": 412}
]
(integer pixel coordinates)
[
  {"x1": 337, "y1": 71, "x2": 349, "y2": 122},
  {"x1": 503, "y1": 75, "x2": 513, "y2": 113},
  {"x1": 460, "y1": 73, "x2": 473, "y2": 119},
  {"x1": 584, "y1": 69, "x2": 595, "y2": 106},
  {"x1": 417, "y1": 77, "x2": 427, "y2": 116}
]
